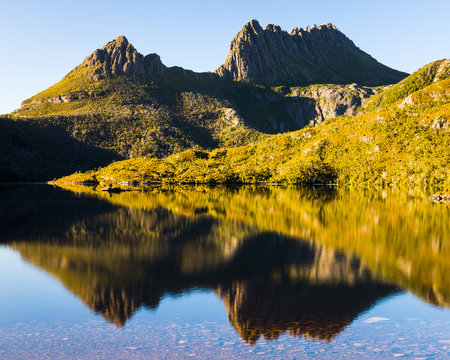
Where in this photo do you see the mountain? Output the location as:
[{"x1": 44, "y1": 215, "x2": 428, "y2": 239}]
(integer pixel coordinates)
[
  {"x1": 216, "y1": 20, "x2": 408, "y2": 86},
  {"x1": 57, "y1": 60, "x2": 450, "y2": 189},
  {"x1": 4, "y1": 20, "x2": 410, "y2": 181},
  {"x1": 0, "y1": 21, "x2": 422, "y2": 181}
]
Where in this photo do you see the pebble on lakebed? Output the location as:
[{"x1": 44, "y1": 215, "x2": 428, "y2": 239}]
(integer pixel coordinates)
[{"x1": 428, "y1": 194, "x2": 450, "y2": 204}]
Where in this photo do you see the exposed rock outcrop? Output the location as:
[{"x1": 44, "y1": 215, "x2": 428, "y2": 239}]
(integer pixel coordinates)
[
  {"x1": 434, "y1": 59, "x2": 450, "y2": 82},
  {"x1": 216, "y1": 20, "x2": 407, "y2": 86},
  {"x1": 74, "y1": 35, "x2": 168, "y2": 80},
  {"x1": 144, "y1": 53, "x2": 166, "y2": 76},
  {"x1": 286, "y1": 84, "x2": 386, "y2": 126},
  {"x1": 79, "y1": 35, "x2": 145, "y2": 79},
  {"x1": 21, "y1": 91, "x2": 106, "y2": 107}
]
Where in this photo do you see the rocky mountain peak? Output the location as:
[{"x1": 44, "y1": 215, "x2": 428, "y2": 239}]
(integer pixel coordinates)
[
  {"x1": 77, "y1": 35, "x2": 145, "y2": 80},
  {"x1": 63, "y1": 35, "x2": 168, "y2": 82},
  {"x1": 264, "y1": 24, "x2": 282, "y2": 32},
  {"x1": 20, "y1": 36, "x2": 168, "y2": 107},
  {"x1": 242, "y1": 19, "x2": 263, "y2": 34},
  {"x1": 216, "y1": 20, "x2": 407, "y2": 86},
  {"x1": 114, "y1": 35, "x2": 128, "y2": 46}
]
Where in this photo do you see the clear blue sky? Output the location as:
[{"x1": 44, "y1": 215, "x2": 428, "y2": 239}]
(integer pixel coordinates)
[{"x1": 1, "y1": 0, "x2": 449, "y2": 114}]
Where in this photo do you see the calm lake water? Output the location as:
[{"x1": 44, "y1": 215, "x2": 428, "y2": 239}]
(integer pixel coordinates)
[{"x1": 0, "y1": 184, "x2": 449, "y2": 359}]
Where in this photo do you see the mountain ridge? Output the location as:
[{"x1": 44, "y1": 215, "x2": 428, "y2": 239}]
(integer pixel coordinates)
[
  {"x1": 216, "y1": 20, "x2": 407, "y2": 86},
  {"x1": 20, "y1": 20, "x2": 407, "y2": 108}
]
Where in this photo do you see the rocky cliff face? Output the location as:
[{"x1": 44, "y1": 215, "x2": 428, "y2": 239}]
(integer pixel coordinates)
[
  {"x1": 69, "y1": 35, "x2": 167, "y2": 81},
  {"x1": 77, "y1": 35, "x2": 146, "y2": 80},
  {"x1": 216, "y1": 20, "x2": 407, "y2": 86}
]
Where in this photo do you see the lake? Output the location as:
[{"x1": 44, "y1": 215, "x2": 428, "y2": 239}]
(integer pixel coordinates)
[{"x1": 0, "y1": 184, "x2": 449, "y2": 359}]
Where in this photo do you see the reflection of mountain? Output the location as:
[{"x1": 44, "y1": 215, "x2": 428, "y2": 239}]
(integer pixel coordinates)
[
  {"x1": 12, "y1": 231, "x2": 396, "y2": 340},
  {"x1": 218, "y1": 281, "x2": 393, "y2": 343},
  {"x1": 214, "y1": 233, "x2": 396, "y2": 343},
  {"x1": 2, "y1": 184, "x2": 449, "y2": 343}
]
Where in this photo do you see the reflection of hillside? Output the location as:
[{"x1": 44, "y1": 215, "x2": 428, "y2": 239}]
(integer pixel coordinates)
[
  {"x1": 13, "y1": 230, "x2": 396, "y2": 339},
  {"x1": 56, "y1": 184, "x2": 450, "y2": 308},
  {"x1": 10, "y1": 209, "x2": 249, "y2": 326},
  {"x1": 0, "y1": 184, "x2": 115, "y2": 240}
]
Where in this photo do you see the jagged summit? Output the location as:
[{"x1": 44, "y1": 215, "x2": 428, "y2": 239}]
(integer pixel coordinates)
[
  {"x1": 290, "y1": 22, "x2": 340, "y2": 34},
  {"x1": 55, "y1": 35, "x2": 167, "y2": 83},
  {"x1": 242, "y1": 19, "x2": 340, "y2": 35},
  {"x1": 20, "y1": 35, "x2": 167, "y2": 106},
  {"x1": 73, "y1": 35, "x2": 167, "y2": 80},
  {"x1": 242, "y1": 19, "x2": 262, "y2": 33},
  {"x1": 76, "y1": 35, "x2": 145, "y2": 79},
  {"x1": 216, "y1": 20, "x2": 408, "y2": 86}
]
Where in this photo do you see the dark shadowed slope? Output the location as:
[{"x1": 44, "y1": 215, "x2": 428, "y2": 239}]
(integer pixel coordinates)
[{"x1": 0, "y1": 117, "x2": 119, "y2": 181}]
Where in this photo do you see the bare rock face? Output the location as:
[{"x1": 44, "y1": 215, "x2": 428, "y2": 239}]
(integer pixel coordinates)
[
  {"x1": 434, "y1": 59, "x2": 450, "y2": 82},
  {"x1": 287, "y1": 84, "x2": 385, "y2": 126},
  {"x1": 144, "y1": 53, "x2": 166, "y2": 76},
  {"x1": 216, "y1": 20, "x2": 407, "y2": 86},
  {"x1": 73, "y1": 36, "x2": 167, "y2": 80},
  {"x1": 79, "y1": 35, "x2": 145, "y2": 79}
]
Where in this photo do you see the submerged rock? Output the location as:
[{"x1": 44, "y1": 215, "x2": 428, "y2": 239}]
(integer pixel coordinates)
[{"x1": 100, "y1": 185, "x2": 129, "y2": 193}]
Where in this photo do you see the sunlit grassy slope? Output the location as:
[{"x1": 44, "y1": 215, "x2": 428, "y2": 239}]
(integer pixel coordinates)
[
  {"x1": 57, "y1": 60, "x2": 450, "y2": 190},
  {"x1": 365, "y1": 59, "x2": 450, "y2": 111},
  {"x1": 12, "y1": 66, "x2": 312, "y2": 159}
]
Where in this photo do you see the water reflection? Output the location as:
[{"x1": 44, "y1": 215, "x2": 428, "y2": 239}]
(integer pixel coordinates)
[{"x1": 0, "y1": 184, "x2": 448, "y2": 343}]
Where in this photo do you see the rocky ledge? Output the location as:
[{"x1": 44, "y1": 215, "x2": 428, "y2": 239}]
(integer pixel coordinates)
[{"x1": 21, "y1": 91, "x2": 106, "y2": 107}]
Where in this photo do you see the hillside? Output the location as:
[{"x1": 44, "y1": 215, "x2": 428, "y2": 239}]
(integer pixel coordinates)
[
  {"x1": 216, "y1": 20, "x2": 407, "y2": 86},
  {"x1": 365, "y1": 58, "x2": 450, "y2": 111},
  {"x1": 56, "y1": 60, "x2": 450, "y2": 190},
  {"x1": 13, "y1": 37, "x2": 268, "y2": 159}
]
